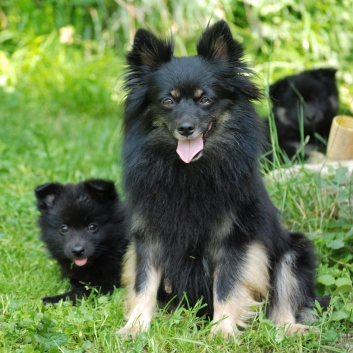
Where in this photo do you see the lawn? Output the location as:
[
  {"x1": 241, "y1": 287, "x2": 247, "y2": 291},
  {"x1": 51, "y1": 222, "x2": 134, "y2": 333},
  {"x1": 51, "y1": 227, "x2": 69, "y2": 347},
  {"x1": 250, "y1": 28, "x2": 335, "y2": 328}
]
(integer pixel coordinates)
[{"x1": 0, "y1": 1, "x2": 352, "y2": 352}]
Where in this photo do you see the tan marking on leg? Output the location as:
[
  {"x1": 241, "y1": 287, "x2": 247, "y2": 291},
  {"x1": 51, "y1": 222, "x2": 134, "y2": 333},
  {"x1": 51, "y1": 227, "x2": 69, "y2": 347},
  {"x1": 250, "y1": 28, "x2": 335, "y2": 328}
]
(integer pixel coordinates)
[
  {"x1": 120, "y1": 243, "x2": 137, "y2": 315},
  {"x1": 269, "y1": 252, "x2": 309, "y2": 335},
  {"x1": 240, "y1": 242, "x2": 270, "y2": 299},
  {"x1": 117, "y1": 244, "x2": 162, "y2": 338},
  {"x1": 269, "y1": 252, "x2": 298, "y2": 326},
  {"x1": 211, "y1": 242, "x2": 270, "y2": 338},
  {"x1": 211, "y1": 285, "x2": 259, "y2": 339}
]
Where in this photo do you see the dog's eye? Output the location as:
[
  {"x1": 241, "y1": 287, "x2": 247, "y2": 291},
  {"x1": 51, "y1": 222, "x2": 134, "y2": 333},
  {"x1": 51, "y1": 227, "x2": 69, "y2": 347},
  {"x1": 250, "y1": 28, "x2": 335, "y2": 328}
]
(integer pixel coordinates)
[
  {"x1": 59, "y1": 224, "x2": 69, "y2": 234},
  {"x1": 88, "y1": 223, "x2": 98, "y2": 232},
  {"x1": 200, "y1": 97, "x2": 211, "y2": 104},
  {"x1": 162, "y1": 98, "x2": 174, "y2": 106}
]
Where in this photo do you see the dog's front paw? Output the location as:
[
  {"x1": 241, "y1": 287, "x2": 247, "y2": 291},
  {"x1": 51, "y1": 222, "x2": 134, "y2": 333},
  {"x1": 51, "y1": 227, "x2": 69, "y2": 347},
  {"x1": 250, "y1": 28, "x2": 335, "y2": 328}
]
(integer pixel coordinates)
[
  {"x1": 116, "y1": 322, "x2": 149, "y2": 339},
  {"x1": 210, "y1": 318, "x2": 241, "y2": 341},
  {"x1": 284, "y1": 323, "x2": 310, "y2": 335}
]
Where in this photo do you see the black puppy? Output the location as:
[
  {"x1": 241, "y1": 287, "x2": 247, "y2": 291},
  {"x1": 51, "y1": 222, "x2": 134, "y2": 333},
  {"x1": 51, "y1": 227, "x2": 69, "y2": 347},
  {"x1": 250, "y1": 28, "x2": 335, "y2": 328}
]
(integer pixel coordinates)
[
  {"x1": 269, "y1": 68, "x2": 338, "y2": 159},
  {"x1": 35, "y1": 179, "x2": 127, "y2": 304}
]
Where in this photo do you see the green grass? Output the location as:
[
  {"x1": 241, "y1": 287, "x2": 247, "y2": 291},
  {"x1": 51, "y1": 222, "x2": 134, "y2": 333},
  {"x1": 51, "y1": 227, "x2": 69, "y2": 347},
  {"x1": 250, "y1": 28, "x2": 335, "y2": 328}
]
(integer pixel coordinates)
[
  {"x1": 1, "y1": 79, "x2": 352, "y2": 353},
  {"x1": 1, "y1": 1, "x2": 353, "y2": 352}
]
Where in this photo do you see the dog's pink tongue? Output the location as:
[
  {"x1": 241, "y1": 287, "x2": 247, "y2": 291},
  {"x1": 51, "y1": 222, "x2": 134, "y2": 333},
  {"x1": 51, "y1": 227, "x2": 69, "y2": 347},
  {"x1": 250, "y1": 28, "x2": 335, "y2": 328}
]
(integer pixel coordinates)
[
  {"x1": 74, "y1": 258, "x2": 88, "y2": 266},
  {"x1": 176, "y1": 135, "x2": 204, "y2": 163}
]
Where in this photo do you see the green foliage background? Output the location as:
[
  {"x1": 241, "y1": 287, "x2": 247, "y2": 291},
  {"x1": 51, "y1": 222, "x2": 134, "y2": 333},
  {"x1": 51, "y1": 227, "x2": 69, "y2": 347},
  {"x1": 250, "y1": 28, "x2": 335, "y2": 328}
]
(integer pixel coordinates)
[{"x1": 0, "y1": 1, "x2": 352, "y2": 352}]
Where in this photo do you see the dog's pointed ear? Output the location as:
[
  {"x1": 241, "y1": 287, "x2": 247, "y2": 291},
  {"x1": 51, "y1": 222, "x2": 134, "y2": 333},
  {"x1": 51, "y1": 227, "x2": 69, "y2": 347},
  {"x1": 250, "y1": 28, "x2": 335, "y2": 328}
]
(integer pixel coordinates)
[
  {"x1": 84, "y1": 179, "x2": 119, "y2": 203},
  {"x1": 127, "y1": 29, "x2": 174, "y2": 69},
  {"x1": 35, "y1": 183, "x2": 63, "y2": 211},
  {"x1": 196, "y1": 20, "x2": 244, "y2": 63},
  {"x1": 313, "y1": 68, "x2": 337, "y2": 79}
]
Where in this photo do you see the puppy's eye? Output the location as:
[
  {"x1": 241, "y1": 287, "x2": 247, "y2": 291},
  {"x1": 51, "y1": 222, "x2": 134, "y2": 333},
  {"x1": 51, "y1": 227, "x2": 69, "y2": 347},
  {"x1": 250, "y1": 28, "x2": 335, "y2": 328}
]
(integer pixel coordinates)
[
  {"x1": 88, "y1": 223, "x2": 98, "y2": 232},
  {"x1": 200, "y1": 97, "x2": 211, "y2": 104},
  {"x1": 162, "y1": 98, "x2": 174, "y2": 106},
  {"x1": 59, "y1": 224, "x2": 69, "y2": 234}
]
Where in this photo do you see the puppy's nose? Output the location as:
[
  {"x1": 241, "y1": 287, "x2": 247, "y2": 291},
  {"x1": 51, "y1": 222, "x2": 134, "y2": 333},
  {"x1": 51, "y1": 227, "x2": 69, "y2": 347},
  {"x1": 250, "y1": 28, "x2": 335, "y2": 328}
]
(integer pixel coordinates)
[
  {"x1": 72, "y1": 246, "x2": 84, "y2": 257},
  {"x1": 178, "y1": 122, "x2": 195, "y2": 137}
]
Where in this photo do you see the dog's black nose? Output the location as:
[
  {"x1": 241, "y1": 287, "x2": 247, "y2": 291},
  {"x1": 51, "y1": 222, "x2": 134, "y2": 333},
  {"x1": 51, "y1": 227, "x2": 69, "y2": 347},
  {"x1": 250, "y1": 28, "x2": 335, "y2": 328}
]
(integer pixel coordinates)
[
  {"x1": 178, "y1": 122, "x2": 195, "y2": 136},
  {"x1": 72, "y1": 246, "x2": 84, "y2": 257}
]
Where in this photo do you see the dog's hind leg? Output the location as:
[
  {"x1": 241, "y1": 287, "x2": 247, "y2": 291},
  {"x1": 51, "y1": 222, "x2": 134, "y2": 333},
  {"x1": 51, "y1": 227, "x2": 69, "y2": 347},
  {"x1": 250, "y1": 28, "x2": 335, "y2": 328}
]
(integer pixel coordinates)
[
  {"x1": 268, "y1": 252, "x2": 308, "y2": 334},
  {"x1": 117, "y1": 243, "x2": 162, "y2": 338},
  {"x1": 211, "y1": 242, "x2": 270, "y2": 338},
  {"x1": 268, "y1": 233, "x2": 317, "y2": 335}
]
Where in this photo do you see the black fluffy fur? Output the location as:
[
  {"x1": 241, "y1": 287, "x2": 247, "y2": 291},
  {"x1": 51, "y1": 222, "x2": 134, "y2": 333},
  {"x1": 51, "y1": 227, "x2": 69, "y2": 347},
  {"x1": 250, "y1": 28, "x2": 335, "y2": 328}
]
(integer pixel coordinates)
[
  {"x1": 269, "y1": 68, "x2": 339, "y2": 159},
  {"x1": 35, "y1": 179, "x2": 128, "y2": 304},
  {"x1": 120, "y1": 21, "x2": 326, "y2": 335}
]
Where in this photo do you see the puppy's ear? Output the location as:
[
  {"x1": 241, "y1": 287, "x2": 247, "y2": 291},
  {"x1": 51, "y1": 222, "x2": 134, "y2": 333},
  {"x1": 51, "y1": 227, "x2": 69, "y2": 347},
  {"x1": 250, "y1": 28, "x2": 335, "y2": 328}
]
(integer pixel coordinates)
[
  {"x1": 84, "y1": 179, "x2": 119, "y2": 203},
  {"x1": 196, "y1": 20, "x2": 244, "y2": 63},
  {"x1": 127, "y1": 29, "x2": 174, "y2": 69},
  {"x1": 313, "y1": 68, "x2": 337, "y2": 79},
  {"x1": 35, "y1": 183, "x2": 63, "y2": 211}
]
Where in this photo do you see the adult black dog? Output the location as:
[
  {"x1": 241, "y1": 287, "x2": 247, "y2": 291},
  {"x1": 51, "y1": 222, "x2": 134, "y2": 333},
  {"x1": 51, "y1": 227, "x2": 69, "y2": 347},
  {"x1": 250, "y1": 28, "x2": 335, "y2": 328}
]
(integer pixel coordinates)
[
  {"x1": 269, "y1": 68, "x2": 338, "y2": 160},
  {"x1": 35, "y1": 179, "x2": 127, "y2": 304},
  {"x1": 117, "y1": 21, "x2": 326, "y2": 338}
]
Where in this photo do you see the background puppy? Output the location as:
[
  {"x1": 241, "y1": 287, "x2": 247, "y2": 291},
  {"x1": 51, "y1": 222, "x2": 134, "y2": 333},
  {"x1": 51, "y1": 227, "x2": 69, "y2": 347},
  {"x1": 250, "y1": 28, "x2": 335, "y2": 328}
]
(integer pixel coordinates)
[
  {"x1": 118, "y1": 20, "x2": 326, "y2": 339},
  {"x1": 269, "y1": 68, "x2": 339, "y2": 160},
  {"x1": 35, "y1": 179, "x2": 127, "y2": 304}
]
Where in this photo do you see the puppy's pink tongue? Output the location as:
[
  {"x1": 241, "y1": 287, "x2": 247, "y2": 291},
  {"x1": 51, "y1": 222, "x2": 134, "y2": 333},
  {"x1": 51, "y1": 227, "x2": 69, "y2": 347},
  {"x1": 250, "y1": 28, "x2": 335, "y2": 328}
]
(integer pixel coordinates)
[
  {"x1": 74, "y1": 258, "x2": 88, "y2": 266},
  {"x1": 176, "y1": 135, "x2": 204, "y2": 163}
]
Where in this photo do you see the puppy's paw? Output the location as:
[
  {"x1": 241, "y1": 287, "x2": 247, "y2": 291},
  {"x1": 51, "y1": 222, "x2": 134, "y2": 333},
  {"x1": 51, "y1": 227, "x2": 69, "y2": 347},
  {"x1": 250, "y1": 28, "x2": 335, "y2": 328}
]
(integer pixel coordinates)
[{"x1": 42, "y1": 295, "x2": 62, "y2": 305}]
